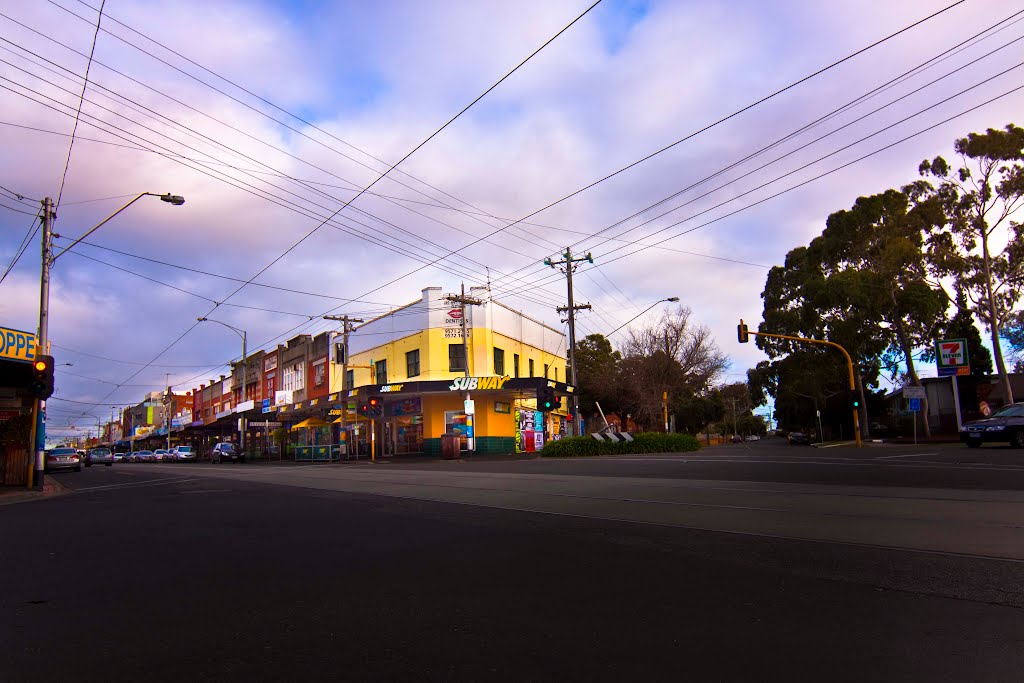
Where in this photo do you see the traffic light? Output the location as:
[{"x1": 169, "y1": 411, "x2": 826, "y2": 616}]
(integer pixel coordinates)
[
  {"x1": 358, "y1": 401, "x2": 370, "y2": 417},
  {"x1": 850, "y1": 389, "x2": 861, "y2": 410},
  {"x1": 737, "y1": 319, "x2": 749, "y2": 344},
  {"x1": 368, "y1": 397, "x2": 383, "y2": 417},
  {"x1": 30, "y1": 354, "x2": 55, "y2": 399},
  {"x1": 539, "y1": 388, "x2": 559, "y2": 412}
]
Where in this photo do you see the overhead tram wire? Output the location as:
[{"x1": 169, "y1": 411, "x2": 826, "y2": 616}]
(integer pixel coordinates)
[
  {"x1": 553, "y1": 83, "x2": 1024, "y2": 290},
  {"x1": 0, "y1": 212, "x2": 41, "y2": 284},
  {"x1": 0, "y1": 183, "x2": 39, "y2": 202},
  {"x1": 0, "y1": 46, "x2": 570, "y2": 313},
  {"x1": 289, "y1": 0, "x2": 968, "y2": 321},
  {"x1": 483, "y1": 7, "x2": 1024, "y2": 294},
  {"x1": 52, "y1": 0, "x2": 104, "y2": 211},
  {"x1": 51, "y1": 0, "x2": 592, "y2": 257},
  {"x1": 486, "y1": 22, "x2": 1024, "y2": 298},
  {"x1": 54, "y1": 1, "x2": 606, "y2": 415},
  {"x1": 0, "y1": 76, "x2": 564, "y2": 312},
  {"x1": 3, "y1": 11, "x2": 580, "y2": 307},
  {"x1": 490, "y1": 73, "x2": 1024, "y2": 301}
]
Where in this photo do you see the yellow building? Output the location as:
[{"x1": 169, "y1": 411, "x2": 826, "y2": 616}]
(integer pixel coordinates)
[{"x1": 328, "y1": 287, "x2": 572, "y2": 455}]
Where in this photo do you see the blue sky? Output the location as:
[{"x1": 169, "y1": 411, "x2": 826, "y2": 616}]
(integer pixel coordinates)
[{"x1": 0, "y1": 0, "x2": 1021, "y2": 439}]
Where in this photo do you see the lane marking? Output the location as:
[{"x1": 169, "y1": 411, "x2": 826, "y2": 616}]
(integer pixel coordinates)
[
  {"x1": 72, "y1": 477, "x2": 198, "y2": 492},
  {"x1": 876, "y1": 452, "x2": 939, "y2": 459}
]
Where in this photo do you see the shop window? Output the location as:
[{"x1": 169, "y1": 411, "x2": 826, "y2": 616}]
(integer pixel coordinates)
[
  {"x1": 514, "y1": 353, "x2": 520, "y2": 378},
  {"x1": 375, "y1": 359, "x2": 388, "y2": 385},
  {"x1": 345, "y1": 369, "x2": 354, "y2": 390},
  {"x1": 529, "y1": 358, "x2": 535, "y2": 377},
  {"x1": 449, "y1": 344, "x2": 466, "y2": 372},
  {"x1": 494, "y1": 347, "x2": 505, "y2": 375},
  {"x1": 406, "y1": 349, "x2": 420, "y2": 378},
  {"x1": 544, "y1": 363, "x2": 549, "y2": 379}
]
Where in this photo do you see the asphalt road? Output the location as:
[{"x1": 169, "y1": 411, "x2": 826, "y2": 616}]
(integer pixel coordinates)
[{"x1": 3, "y1": 443, "x2": 1024, "y2": 681}]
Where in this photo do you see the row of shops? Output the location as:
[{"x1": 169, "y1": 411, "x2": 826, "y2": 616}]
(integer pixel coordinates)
[{"x1": 126, "y1": 376, "x2": 573, "y2": 460}]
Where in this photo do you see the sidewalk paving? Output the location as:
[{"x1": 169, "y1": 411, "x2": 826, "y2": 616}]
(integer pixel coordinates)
[{"x1": 0, "y1": 476, "x2": 68, "y2": 505}]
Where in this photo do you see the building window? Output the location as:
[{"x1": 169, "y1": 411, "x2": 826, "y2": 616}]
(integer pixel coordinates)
[
  {"x1": 375, "y1": 359, "x2": 388, "y2": 385},
  {"x1": 345, "y1": 369, "x2": 354, "y2": 390},
  {"x1": 449, "y1": 344, "x2": 466, "y2": 372},
  {"x1": 406, "y1": 349, "x2": 420, "y2": 378},
  {"x1": 313, "y1": 360, "x2": 326, "y2": 387},
  {"x1": 282, "y1": 362, "x2": 304, "y2": 392},
  {"x1": 529, "y1": 358, "x2": 535, "y2": 377},
  {"x1": 514, "y1": 353, "x2": 520, "y2": 378},
  {"x1": 544, "y1": 363, "x2": 549, "y2": 379},
  {"x1": 555, "y1": 366, "x2": 559, "y2": 382},
  {"x1": 494, "y1": 347, "x2": 505, "y2": 375}
]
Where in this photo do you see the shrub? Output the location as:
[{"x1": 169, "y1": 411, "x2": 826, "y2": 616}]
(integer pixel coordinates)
[{"x1": 541, "y1": 433, "x2": 701, "y2": 457}]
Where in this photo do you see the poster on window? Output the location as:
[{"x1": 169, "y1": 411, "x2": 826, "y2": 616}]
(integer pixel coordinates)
[
  {"x1": 534, "y1": 431, "x2": 544, "y2": 450},
  {"x1": 313, "y1": 361, "x2": 326, "y2": 387}
]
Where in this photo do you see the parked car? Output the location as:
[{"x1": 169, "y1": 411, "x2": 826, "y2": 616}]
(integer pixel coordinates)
[
  {"x1": 211, "y1": 442, "x2": 243, "y2": 464},
  {"x1": 113, "y1": 452, "x2": 126, "y2": 463},
  {"x1": 88, "y1": 448, "x2": 114, "y2": 466},
  {"x1": 745, "y1": 435, "x2": 761, "y2": 441},
  {"x1": 45, "y1": 447, "x2": 82, "y2": 472},
  {"x1": 960, "y1": 402, "x2": 1024, "y2": 448},
  {"x1": 153, "y1": 449, "x2": 170, "y2": 462},
  {"x1": 136, "y1": 450, "x2": 156, "y2": 463},
  {"x1": 788, "y1": 431, "x2": 810, "y2": 445},
  {"x1": 171, "y1": 445, "x2": 195, "y2": 462},
  {"x1": 730, "y1": 435, "x2": 743, "y2": 443}
]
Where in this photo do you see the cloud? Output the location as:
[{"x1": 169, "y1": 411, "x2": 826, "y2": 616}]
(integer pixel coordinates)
[{"x1": 1, "y1": 0, "x2": 1021, "y2": 436}]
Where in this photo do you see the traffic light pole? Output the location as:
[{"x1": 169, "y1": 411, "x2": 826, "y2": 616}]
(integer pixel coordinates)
[
  {"x1": 738, "y1": 320, "x2": 861, "y2": 448},
  {"x1": 446, "y1": 285, "x2": 482, "y2": 455}
]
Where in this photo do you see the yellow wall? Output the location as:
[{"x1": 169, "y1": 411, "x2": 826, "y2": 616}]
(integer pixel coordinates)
[{"x1": 332, "y1": 327, "x2": 567, "y2": 392}]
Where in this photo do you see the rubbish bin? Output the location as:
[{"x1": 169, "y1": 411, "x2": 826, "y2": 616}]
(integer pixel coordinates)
[{"x1": 441, "y1": 433, "x2": 461, "y2": 460}]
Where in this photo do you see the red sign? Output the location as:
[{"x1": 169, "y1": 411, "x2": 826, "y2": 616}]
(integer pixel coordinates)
[
  {"x1": 448, "y1": 308, "x2": 462, "y2": 319},
  {"x1": 0, "y1": 409, "x2": 20, "y2": 421}
]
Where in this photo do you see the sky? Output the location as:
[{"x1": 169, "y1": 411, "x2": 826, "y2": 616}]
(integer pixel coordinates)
[{"x1": 1, "y1": 0, "x2": 1022, "y2": 438}]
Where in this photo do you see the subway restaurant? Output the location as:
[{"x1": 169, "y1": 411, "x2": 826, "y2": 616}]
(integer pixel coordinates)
[{"x1": 326, "y1": 375, "x2": 573, "y2": 456}]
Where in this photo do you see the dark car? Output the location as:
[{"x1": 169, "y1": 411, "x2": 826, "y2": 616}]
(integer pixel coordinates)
[
  {"x1": 960, "y1": 403, "x2": 1024, "y2": 447},
  {"x1": 211, "y1": 442, "x2": 243, "y2": 464},
  {"x1": 788, "y1": 431, "x2": 810, "y2": 445}
]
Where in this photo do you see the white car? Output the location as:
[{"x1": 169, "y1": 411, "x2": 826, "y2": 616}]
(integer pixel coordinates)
[
  {"x1": 153, "y1": 449, "x2": 170, "y2": 462},
  {"x1": 171, "y1": 446, "x2": 195, "y2": 462},
  {"x1": 88, "y1": 448, "x2": 114, "y2": 466}
]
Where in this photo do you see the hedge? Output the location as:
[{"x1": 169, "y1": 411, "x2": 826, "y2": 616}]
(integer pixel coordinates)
[{"x1": 541, "y1": 432, "x2": 701, "y2": 457}]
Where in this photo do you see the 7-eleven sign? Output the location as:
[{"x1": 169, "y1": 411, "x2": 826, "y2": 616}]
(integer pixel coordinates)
[{"x1": 935, "y1": 338, "x2": 970, "y2": 377}]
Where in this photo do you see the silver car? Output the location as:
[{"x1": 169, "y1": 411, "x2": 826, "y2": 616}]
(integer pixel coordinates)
[
  {"x1": 88, "y1": 448, "x2": 114, "y2": 467},
  {"x1": 45, "y1": 447, "x2": 82, "y2": 472},
  {"x1": 171, "y1": 445, "x2": 195, "y2": 462}
]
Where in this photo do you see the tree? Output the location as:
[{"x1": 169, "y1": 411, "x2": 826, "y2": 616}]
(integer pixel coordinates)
[
  {"x1": 616, "y1": 306, "x2": 729, "y2": 431},
  {"x1": 573, "y1": 334, "x2": 622, "y2": 428},
  {"x1": 920, "y1": 124, "x2": 1024, "y2": 404},
  {"x1": 673, "y1": 391, "x2": 725, "y2": 435}
]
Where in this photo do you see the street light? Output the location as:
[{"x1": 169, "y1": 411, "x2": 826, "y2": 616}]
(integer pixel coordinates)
[
  {"x1": 607, "y1": 297, "x2": 679, "y2": 338},
  {"x1": 197, "y1": 317, "x2": 248, "y2": 458},
  {"x1": 32, "y1": 191, "x2": 185, "y2": 488}
]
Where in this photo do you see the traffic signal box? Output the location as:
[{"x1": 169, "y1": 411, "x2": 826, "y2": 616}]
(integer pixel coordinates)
[
  {"x1": 849, "y1": 389, "x2": 861, "y2": 410},
  {"x1": 30, "y1": 354, "x2": 55, "y2": 399},
  {"x1": 737, "y1": 319, "x2": 749, "y2": 343},
  {"x1": 358, "y1": 402, "x2": 370, "y2": 417},
  {"x1": 539, "y1": 388, "x2": 560, "y2": 412},
  {"x1": 368, "y1": 397, "x2": 383, "y2": 417}
]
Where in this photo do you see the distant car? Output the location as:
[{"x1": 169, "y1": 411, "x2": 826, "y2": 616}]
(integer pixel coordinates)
[
  {"x1": 113, "y1": 452, "x2": 125, "y2": 463},
  {"x1": 730, "y1": 435, "x2": 743, "y2": 443},
  {"x1": 88, "y1": 448, "x2": 113, "y2": 466},
  {"x1": 45, "y1": 447, "x2": 81, "y2": 472},
  {"x1": 136, "y1": 450, "x2": 156, "y2": 463},
  {"x1": 788, "y1": 431, "x2": 810, "y2": 445},
  {"x1": 211, "y1": 442, "x2": 243, "y2": 464},
  {"x1": 745, "y1": 435, "x2": 761, "y2": 441},
  {"x1": 961, "y1": 402, "x2": 1024, "y2": 448},
  {"x1": 171, "y1": 445, "x2": 195, "y2": 462},
  {"x1": 153, "y1": 449, "x2": 170, "y2": 462}
]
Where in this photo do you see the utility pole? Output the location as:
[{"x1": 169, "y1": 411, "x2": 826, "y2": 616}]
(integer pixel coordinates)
[
  {"x1": 545, "y1": 248, "x2": 592, "y2": 436},
  {"x1": 165, "y1": 373, "x2": 171, "y2": 453},
  {"x1": 445, "y1": 285, "x2": 483, "y2": 455},
  {"x1": 239, "y1": 331, "x2": 246, "y2": 457},
  {"x1": 324, "y1": 314, "x2": 364, "y2": 459},
  {"x1": 731, "y1": 398, "x2": 738, "y2": 438},
  {"x1": 30, "y1": 197, "x2": 55, "y2": 488}
]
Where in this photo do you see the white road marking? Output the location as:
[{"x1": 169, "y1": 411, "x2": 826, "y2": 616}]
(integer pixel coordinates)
[
  {"x1": 73, "y1": 477, "x2": 198, "y2": 492},
  {"x1": 876, "y1": 453, "x2": 939, "y2": 459}
]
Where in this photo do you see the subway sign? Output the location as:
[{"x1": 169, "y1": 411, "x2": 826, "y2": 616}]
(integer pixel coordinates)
[
  {"x1": 0, "y1": 326, "x2": 37, "y2": 363},
  {"x1": 448, "y1": 376, "x2": 510, "y2": 391}
]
